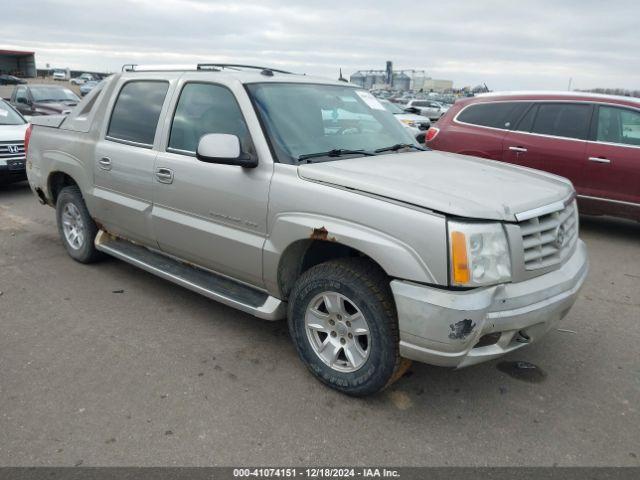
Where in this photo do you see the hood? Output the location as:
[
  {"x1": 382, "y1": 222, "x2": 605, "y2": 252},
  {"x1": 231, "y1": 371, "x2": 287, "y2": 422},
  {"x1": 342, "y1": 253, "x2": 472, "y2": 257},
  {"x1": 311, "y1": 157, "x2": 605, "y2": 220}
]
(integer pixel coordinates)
[
  {"x1": 297, "y1": 150, "x2": 574, "y2": 221},
  {"x1": 0, "y1": 123, "x2": 28, "y2": 142},
  {"x1": 33, "y1": 101, "x2": 77, "y2": 115}
]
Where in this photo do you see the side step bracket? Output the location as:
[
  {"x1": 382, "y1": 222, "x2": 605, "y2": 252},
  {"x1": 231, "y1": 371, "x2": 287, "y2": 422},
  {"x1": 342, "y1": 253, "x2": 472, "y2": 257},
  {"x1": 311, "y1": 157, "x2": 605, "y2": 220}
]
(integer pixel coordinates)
[{"x1": 95, "y1": 231, "x2": 285, "y2": 320}]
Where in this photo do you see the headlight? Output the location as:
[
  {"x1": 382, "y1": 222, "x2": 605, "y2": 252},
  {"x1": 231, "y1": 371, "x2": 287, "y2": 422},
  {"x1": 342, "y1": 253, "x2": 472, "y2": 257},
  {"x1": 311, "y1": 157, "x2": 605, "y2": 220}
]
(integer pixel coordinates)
[
  {"x1": 400, "y1": 119, "x2": 418, "y2": 128},
  {"x1": 448, "y1": 221, "x2": 511, "y2": 287}
]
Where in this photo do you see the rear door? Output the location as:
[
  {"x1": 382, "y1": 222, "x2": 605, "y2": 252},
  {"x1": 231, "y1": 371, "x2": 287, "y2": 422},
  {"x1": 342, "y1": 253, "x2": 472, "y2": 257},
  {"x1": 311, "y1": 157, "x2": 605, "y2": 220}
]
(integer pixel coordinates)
[
  {"x1": 92, "y1": 78, "x2": 172, "y2": 246},
  {"x1": 452, "y1": 101, "x2": 531, "y2": 159},
  {"x1": 581, "y1": 104, "x2": 640, "y2": 216},
  {"x1": 501, "y1": 102, "x2": 593, "y2": 185}
]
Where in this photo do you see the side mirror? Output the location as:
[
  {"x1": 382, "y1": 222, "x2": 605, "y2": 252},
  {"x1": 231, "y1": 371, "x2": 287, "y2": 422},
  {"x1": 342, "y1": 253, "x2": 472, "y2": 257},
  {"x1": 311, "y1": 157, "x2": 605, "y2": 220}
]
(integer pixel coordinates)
[
  {"x1": 404, "y1": 107, "x2": 420, "y2": 114},
  {"x1": 196, "y1": 133, "x2": 258, "y2": 168}
]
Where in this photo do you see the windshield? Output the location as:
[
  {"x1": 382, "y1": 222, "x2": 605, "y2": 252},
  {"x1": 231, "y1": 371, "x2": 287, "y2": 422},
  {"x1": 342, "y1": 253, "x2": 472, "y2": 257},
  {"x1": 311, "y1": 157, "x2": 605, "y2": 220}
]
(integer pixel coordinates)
[
  {"x1": 380, "y1": 100, "x2": 405, "y2": 114},
  {"x1": 247, "y1": 83, "x2": 416, "y2": 164},
  {"x1": 30, "y1": 86, "x2": 79, "y2": 102},
  {"x1": 0, "y1": 101, "x2": 26, "y2": 125}
]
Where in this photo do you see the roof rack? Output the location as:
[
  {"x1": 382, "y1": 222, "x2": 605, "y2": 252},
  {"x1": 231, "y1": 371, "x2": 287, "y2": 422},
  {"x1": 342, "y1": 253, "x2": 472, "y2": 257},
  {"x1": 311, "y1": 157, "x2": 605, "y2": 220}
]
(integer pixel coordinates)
[
  {"x1": 121, "y1": 63, "x2": 293, "y2": 76},
  {"x1": 197, "y1": 64, "x2": 293, "y2": 75}
]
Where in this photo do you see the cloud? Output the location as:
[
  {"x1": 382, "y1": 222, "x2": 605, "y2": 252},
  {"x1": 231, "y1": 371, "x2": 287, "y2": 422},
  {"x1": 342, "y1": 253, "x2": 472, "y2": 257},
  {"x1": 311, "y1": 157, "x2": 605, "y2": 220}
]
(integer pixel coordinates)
[{"x1": 3, "y1": 0, "x2": 638, "y2": 89}]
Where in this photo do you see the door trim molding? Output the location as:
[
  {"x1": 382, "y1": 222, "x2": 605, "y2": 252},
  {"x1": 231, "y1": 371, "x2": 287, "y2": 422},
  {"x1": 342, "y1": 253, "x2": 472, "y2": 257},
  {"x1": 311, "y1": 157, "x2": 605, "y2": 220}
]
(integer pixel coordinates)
[{"x1": 577, "y1": 195, "x2": 640, "y2": 208}]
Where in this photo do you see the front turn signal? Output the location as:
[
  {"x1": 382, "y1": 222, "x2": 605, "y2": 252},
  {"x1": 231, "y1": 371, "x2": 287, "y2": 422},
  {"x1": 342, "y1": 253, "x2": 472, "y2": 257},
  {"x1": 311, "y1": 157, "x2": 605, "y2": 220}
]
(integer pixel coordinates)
[{"x1": 451, "y1": 231, "x2": 470, "y2": 284}]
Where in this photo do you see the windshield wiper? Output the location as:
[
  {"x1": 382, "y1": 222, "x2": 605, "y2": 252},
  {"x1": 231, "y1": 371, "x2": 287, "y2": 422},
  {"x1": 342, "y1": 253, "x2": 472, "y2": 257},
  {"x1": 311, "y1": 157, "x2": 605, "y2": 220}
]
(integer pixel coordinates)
[
  {"x1": 374, "y1": 143, "x2": 426, "y2": 154},
  {"x1": 297, "y1": 148, "x2": 376, "y2": 163}
]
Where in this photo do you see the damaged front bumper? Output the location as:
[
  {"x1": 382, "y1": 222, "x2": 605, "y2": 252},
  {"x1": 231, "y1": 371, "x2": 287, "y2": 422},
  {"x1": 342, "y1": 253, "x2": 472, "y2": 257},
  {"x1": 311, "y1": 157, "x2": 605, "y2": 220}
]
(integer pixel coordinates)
[{"x1": 391, "y1": 240, "x2": 588, "y2": 368}]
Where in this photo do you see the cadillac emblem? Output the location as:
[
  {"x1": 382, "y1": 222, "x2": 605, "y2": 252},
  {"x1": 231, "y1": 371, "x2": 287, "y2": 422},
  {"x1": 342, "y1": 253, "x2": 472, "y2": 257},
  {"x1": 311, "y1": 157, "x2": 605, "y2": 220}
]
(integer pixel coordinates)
[{"x1": 554, "y1": 224, "x2": 567, "y2": 249}]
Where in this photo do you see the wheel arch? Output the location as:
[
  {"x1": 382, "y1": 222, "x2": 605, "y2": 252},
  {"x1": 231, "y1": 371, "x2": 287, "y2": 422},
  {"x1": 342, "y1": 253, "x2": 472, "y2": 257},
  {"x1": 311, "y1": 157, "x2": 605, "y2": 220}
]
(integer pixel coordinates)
[
  {"x1": 48, "y1": 171, "x2": 80, "y2": 205},
  {"x1": 264, "y1": 214, "x2": 437, "y2": 300},
  {"x1": 276, "y1": 238, "x2": 389, "y2": 302}
]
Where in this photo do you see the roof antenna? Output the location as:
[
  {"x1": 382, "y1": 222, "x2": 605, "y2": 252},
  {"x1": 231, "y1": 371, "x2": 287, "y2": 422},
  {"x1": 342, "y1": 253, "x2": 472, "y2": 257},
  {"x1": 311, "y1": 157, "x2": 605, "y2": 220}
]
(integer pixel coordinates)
[{"x1": 338, "y1": 68, "x2": 347, "y2": 82}]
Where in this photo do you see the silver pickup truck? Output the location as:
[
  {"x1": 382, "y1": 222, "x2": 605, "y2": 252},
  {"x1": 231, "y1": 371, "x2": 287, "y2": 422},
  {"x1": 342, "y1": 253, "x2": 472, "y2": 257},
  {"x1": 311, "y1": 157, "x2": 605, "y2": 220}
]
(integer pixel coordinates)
[{"x1": 24, "y1": 64, "x2": 588, "y2": 396}]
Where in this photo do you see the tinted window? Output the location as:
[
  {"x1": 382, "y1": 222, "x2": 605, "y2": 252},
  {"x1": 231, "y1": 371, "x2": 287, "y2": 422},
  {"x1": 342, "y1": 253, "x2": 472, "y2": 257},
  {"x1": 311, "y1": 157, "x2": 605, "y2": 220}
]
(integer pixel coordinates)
[
  {"x1": 457, "y1": 102, "x2": 530, "y2": 129},
  {"x1": 168, "y1": 83, "x2": 251, "y2": 154},
  {"x1": 514, "y1": 105, "x2": 537, "y2": 132},
  {"x1": 596, "y1": 106, "x2": 640, "y2": 147},
  {"x1": 107, "y1": 81, "x2": 169, "y2": 145},
  {"x1": 412, "y1": 101, "x2": 428, "y2": 107},
  {"x1": 531, "y1": 103, "x2": 591, "y2": 140}
]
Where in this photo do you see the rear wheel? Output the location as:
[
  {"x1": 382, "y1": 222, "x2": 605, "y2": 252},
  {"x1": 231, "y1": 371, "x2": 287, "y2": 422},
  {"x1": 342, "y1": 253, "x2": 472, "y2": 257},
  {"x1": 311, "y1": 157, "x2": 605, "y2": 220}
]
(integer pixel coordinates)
[
  {"x1": 55, "y1": 186, "x2": 103, "y2": 263},
  {"x1": 288, "y1": 258, "x2": 408, "y2": 396}
]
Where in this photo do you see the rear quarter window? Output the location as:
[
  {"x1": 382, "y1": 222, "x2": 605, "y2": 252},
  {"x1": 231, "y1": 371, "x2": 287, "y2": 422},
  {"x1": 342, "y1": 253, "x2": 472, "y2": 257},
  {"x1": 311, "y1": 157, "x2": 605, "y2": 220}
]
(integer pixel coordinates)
[
  {"x1": 107, "y1": 80, "x2": 169, "y2": 146},
  {"x1": 456, "y1": 102, "x2": 530, "y2": 130}
]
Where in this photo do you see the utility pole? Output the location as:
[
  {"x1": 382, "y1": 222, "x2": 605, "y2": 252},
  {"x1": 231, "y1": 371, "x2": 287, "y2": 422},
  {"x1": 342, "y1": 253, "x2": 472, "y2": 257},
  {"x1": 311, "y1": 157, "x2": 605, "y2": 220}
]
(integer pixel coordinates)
[{"x1": 568, "y1": 77, "x2": 573, "y2": 91}]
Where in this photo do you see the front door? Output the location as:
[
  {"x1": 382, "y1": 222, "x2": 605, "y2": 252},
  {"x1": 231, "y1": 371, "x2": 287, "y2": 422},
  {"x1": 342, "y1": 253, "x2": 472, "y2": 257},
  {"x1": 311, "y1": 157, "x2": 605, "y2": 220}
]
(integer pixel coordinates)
[
  {"x1": 14, "y1": 86, "x2": 31, "y2": 115},
  {"x1": 92, "y1": 79, "x2": 170, "y2": 246},
  {"x1": 152, "y1": 81, "x2": 272, "y2": 287},
  {"x1": 581, "y1": 104, "x2": 640, "y2": 217}
]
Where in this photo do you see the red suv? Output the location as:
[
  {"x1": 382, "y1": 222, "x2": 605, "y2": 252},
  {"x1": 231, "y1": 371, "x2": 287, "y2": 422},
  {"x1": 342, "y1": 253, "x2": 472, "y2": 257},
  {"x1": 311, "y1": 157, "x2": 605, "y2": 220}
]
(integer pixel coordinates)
[{"x1": 426, "y1": 92, "x2": 640, "y2": 221}]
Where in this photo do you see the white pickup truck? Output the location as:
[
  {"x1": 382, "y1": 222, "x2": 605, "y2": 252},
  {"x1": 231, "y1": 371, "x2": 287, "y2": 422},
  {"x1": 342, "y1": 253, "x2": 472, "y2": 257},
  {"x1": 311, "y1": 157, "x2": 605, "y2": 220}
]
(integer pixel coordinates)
[{"x1": 24, "y1": 64, "x2": 588, "y2": 396}]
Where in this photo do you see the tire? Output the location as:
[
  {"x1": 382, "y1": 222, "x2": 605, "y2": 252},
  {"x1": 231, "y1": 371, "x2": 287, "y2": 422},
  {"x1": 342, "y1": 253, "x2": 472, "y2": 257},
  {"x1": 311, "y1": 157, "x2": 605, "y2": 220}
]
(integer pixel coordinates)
[
  {"x1": 288, "y1": 258, "x2": 409, "y2": 396},
  {"x1": 55, "y1": 185, "x2": 103, "y2": 263}
]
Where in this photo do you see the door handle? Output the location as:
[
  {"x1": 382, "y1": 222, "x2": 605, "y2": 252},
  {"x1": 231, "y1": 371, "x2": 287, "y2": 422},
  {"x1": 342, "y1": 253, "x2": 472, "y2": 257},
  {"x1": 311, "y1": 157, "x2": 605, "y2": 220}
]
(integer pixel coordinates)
[
  {"x1": 155, "y1": 167, "x2": 174, "y2": 184},
  {"x1": 98, "y1": 157, "x2": 112, "y2": 170},
  {"x1": 588, "y1": 156, "x2": 611, "y2": 164},
  {"x1": 509, "y1": 146, "x2": 528, "y2": 153}
]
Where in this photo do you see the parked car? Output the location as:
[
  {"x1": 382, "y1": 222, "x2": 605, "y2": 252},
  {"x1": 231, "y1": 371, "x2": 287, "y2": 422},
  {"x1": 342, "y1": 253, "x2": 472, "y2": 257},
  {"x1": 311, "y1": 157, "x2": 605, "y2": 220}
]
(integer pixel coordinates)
[
  {"x1": 10, "y1": 84, "x2": 79, "y2": 116},
  {"x1": 379, "y1": 99, "x2": 431, "y2": 142},
  {"x1": 0, "y1": 99, "x2": 29, "y2": 185},
  {"x1": 80, "y1": 80, "x2": 100, "y2": 96},
  {"x1": 0, "y1": 74, "x2": 27, "y2": 86},
  {"x1": 71, "y1": 73, "x2": 95, "y2": 85},
  {"x1": 25, "y1": 66, "x2": 588, "y2": 396},
  {"x1": 426, "y1": 92, "x2": 640, "y2": 222},
  {"x1": 405, "y1": 99, "x2": 448, "y2": 121},
  {"x1": 52, "y1": 69, "x2": 70, "y2": 81}
]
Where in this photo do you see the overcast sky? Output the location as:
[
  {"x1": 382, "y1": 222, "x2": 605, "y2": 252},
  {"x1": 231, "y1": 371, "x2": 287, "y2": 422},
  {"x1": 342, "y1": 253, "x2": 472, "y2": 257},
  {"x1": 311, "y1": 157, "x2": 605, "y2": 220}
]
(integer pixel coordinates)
[{"x1": 3, "y1": 0, "x2": 639, "y2": 90}]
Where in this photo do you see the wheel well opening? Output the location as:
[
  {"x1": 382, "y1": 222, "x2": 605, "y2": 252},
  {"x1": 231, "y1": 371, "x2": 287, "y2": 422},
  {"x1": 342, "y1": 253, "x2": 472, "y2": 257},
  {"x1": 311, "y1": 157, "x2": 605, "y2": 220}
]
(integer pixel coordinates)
[
  {"x1": 277, "y1": 239, "x2": 385, "y2": 301},
  {"x1": 48, "y1": 172, "x2": 78, "y2": 204}
]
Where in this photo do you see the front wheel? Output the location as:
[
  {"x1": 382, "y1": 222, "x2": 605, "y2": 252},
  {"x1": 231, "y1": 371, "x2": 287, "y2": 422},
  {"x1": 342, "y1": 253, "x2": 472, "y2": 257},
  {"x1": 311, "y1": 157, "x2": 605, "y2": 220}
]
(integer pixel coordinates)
[
  {"x1": 288, "y1": 258, "x2": 408, "y2": 396},
  {"x1": 55, "y1": 186, "x2": 103, "y2": 263}
]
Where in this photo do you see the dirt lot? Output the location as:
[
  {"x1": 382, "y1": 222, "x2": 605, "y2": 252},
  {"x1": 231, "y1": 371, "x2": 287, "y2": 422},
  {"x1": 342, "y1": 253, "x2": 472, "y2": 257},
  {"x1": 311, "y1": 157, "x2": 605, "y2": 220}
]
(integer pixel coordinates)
[{"x1": 0, "y1": 182, "x2": 638, "y2": 466}]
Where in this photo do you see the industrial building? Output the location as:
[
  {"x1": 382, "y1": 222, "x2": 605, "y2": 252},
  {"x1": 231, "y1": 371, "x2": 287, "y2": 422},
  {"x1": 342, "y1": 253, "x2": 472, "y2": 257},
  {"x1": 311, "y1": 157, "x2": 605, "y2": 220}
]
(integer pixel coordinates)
[
  {"x1": 0, "y1": 49, "x2": 36, "y2": 77},
  {"x1": 422, "y1": 78, "x2": 454, "y2": 92},
  {"x1": 350, "y1": 61, "x2": 452, "y2": 92}
]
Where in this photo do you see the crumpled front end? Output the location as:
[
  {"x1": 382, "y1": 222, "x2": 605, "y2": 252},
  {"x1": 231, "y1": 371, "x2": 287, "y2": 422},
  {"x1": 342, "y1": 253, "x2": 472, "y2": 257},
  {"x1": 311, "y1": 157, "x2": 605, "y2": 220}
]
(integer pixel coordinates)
[{"x1": 392, "y1": 240, "x2": 588, "y2": 368}]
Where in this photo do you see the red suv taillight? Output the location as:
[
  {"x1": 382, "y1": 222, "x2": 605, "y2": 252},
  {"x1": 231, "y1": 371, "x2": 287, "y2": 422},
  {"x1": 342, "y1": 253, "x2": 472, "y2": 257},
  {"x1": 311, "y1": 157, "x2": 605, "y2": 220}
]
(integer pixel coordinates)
[
  {"x1": 425, "y1": 127, "x2": 440, "y2": 142},
  {"x1": 24, "y1": 123, "x2": 32, "y2": 157}
]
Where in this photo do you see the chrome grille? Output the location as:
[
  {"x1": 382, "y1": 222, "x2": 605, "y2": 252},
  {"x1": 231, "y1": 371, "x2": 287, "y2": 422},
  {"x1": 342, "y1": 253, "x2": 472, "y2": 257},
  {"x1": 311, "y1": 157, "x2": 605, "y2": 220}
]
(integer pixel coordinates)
[
  {"x1": 0, "y1": 141, "x2": 26, "y2": 160},
  {"x1": 519, "y1": 200, "x2": 578, "y2": 270}
]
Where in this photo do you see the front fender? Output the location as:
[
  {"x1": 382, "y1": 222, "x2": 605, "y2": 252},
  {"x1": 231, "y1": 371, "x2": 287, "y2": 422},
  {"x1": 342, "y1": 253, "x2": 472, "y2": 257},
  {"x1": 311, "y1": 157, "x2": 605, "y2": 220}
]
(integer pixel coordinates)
[{"x1": 263, "y1": 212, "x2": 439, "y2": 297}]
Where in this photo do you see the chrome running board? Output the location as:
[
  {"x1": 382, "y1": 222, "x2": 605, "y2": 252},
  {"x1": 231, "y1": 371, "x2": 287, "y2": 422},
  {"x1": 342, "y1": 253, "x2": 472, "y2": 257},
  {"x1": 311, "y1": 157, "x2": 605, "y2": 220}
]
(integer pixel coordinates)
[{"x1": 95, "y1": 230, "x2": 285, "y2": 320}]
